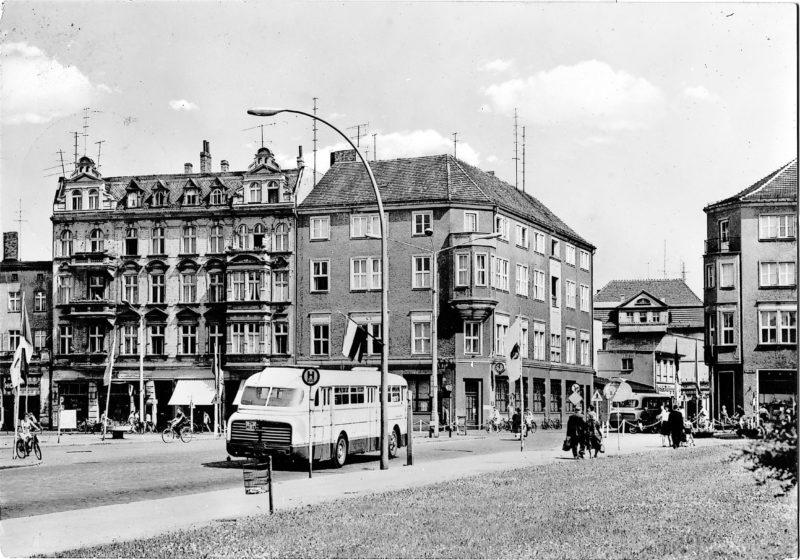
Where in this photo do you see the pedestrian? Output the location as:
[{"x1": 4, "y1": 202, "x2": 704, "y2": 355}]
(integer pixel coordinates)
[
  {"x1": 585, "y1": 406, "x2": 604, "y2": 458},
  {"x1": 668, "y1": 404, "x2": 684, "y2": 449},
  {"x1": 441, "y1": 405, "x2": 451, "y2": 436},
  {"x1": 512, "y1": 407, "x2": 522, "y2": 439},
  {"x1": 565, "y1": 406, "x2": 586, "y2": 459},
  {"x1": 203, "y1": 411, "x2": 211, "y2": 433},
  {"x1": 659, "y1": 405, "x2": 671, "y2": 447}
]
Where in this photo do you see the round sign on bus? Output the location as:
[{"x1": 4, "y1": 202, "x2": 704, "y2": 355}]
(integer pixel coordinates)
[{"x1": 301, "y1": 368, "x2": 320, "y2": 386}]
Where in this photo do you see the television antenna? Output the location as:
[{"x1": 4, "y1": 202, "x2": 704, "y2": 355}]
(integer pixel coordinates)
[
  {"x1": 242, "y1": 123, "x2": 277, "y2": 149},
  {"x1": 452, "y1": 132, "x2": 458, "y2": 159},
  {"x1": 347, "y1": 123, "x2": 369, "y2": 148}
]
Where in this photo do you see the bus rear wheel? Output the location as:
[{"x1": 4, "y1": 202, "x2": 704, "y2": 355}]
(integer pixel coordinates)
[
  {"x1": 388, "y1": 428, "x2": 399, "y2": 458},
  {"x1": 332, "y1": 434, "x2": 348, "y2": 468}
]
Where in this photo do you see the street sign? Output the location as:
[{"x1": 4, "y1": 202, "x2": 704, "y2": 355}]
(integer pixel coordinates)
[
  {"x1": 301, "y1": 367, "x2": 320, "y2": 387},
  {"x1": 568, "y1": 392, "x2": 583, "y2": 406},
  {"x1": 571, "y1": 383, "x2": 580, "y2": 394},
  {"x1": 603, "y1": 383, "x2": 618, "y2": 401},
  {"x1": 592, "y1": 390, "x2": 603, "y2": 402},
  {"x1": 612, "y1": 380, "x2": 633, "y2": 402}
]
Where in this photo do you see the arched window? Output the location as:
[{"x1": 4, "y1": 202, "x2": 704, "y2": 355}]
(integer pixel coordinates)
[
  {"x1": 71, "y1": 190, "x2": 82, "y2": 210},
  {"x1": 151, "y1": 226, "x2": 165, "y2": 254},
  {"x1": 88, "y1": 189, "x2": 99, "y2": 210},
  {"x1": 253, "y1": 223, "x2": 266, "y2": 249},
  {"x1": 210, "y1": 224, "x2": 224, "y2": 253},
  {"x1": 60, "y1": 230, "x2": 73, "y2": 257},
  {"x1": 90, "y1": 229, "x2": 104, "y2": 252},
  {"x1": 182, "y1": 225, "x2": 197, "y2": 254},
  {"x1": 125, "y1": 227, "x2": 138, "y2": 255},
  {"x1": 249, "y1": 182, "x2": 261, "y2": 203},
  {"x1": 153, "y1": 190, "x2": 166, "y2": 207},
  {"x1": 234, "y1": 225, "x2": 249, "y2": 250},
  {"x1": 274, "y1": 223, "x2": 288, "y2": 252},
  {"x1": 210, "y1": 188, "x2": 224, "y2": 205},
  {"x1": 184, "y1": 188, "x2": 198, "y2": 206},
  {"x1": 267, "y1": 181, "x2": 280, "y2": 203},
  {"x1": 128, "y1": 191, "x2": 140, "y2": 208}
]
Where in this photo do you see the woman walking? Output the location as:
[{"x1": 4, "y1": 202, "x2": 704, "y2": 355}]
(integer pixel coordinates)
[{"x1": 659, "y1": 405, "x2": 671, "y2": 447}]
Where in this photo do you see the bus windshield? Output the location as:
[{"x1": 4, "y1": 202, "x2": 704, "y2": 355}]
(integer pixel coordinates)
[
  {"x1": 642, "y1": 397, "x2": 670, "y2": 410},
  {"x1": 240, "y1": 386, "x2": 304, "y2": 407}
]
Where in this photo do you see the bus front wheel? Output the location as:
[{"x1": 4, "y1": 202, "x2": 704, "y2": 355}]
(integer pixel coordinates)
[
  {"x1": 388, "y1": 428, "x2": 399, "y2": 458},
  {"x1": 333, "y1": 434, "x2": 348, "y2": 468}
]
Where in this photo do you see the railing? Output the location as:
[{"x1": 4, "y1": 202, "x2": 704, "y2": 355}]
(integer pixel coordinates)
[{"x1": 704, "y1": 236, "x2": 741, "y2": 254}]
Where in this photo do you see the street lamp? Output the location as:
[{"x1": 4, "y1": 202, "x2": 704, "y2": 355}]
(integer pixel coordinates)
[
  {"x1": 121, "y1": 300, "x2": 145, "y2": 425},
  {"x1": 247, "y1": 107, "x2": 391, "y2": 470},
  {"x1": 367, "y1": 230, "x2": 501, "y2": 437}
]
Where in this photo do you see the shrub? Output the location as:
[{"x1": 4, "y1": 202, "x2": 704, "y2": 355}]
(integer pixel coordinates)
[{"x1": 740, "y1": 413, "x2": 798, "y2": 495}]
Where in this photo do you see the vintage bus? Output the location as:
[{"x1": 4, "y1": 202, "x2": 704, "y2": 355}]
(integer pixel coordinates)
[
  {"x1": 608, "y1": 392, "x2": 674, "y2": 431},
  {"x1": 226, "y1": 367, "x2": 408, "y2": 467}
]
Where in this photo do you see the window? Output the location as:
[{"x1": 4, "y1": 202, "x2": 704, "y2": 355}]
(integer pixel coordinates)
[
  {"x1": 180, "y1": 324, "x2": 197, "y2": 354},
  {"x1": 149, "y1": 325, "x2": 165, "y2": 355},
  {"x1": 209, "y1": 271, "x2": 224, "y2": 303},
  {"x1": 494, "y1": 215, "x2": 510, "y2": 241},
  {"x1": 719, "y1": 219, "x2": 730, "y2": 242},
  {"x1": 58, "y1": 275, "x2": 72, "y2": 304},
  {"x1": 253, "y1": 223, "x2": 266, "y2": 249},
  {"x1": 760, "y1": 214, "x2": 796, "y2": 240},
  {"x1": 274, "y1": 224, "x2": 289, "y2": 252},
  {"x1": 71, "y1": 190, "x2": 82, "y2": 210},
  {"x1": 231, "y1": 272, "x2": 246, "y2": 301},
  {"x1": 90, "y1": 229, "x2": 104, "y2": 252},
  {"x1": 150, "y1": 273, "x2": 165, "y2": 303},
  {"x1": 310, "y1": 217, "x2": 330, "y2": 240},
  {"x1": 550, "y1": 381, "x2": 562, "y2": 413},
  {"x1": 184, "y1": 188, "x2": 198, "y2": 206},
  {"x1": 125, "y1": 227, "x2": 138, "y2": 255},
  {"x1": 515, "y1": 264, "x2": 529, "y2": 296},
  {"x1": 622, "y1": 357, "x2": 633, "y2": 371},
  {"x1": 533, "y1": 322, "x2": 546, "y2": 360},
  {"x1": 533, "y1": 270, "x2": 545, "y2": 301},
  {"x1": 350, "y1": 257, "x2": 382, "y2": 291},
  {"x1": 151, "y1": 227, "x2": 165, "y2": 254},
  {"x1": 34, "y1": 291, "x2": 46, "y2": 312},
  {"x1": 464, "y1": 211, "x2": 478, "y2": 233},
  {"x1": 153, "y1": 190, "x2": 167, "y2": 207},
  {"x1": 350, "y1": 214, "x2": 380, "y2": 238},
  {"x1": 409, "y1": 378, "x2": 430, "y2": 412},
  {"x1": 88, "y1": 275, "x2": 105, "y2": 300},
  {"x1": 210, "y1": 188, "x2": 224, "y2": 205},
  {"x1": 708, "y1": 313, "x2": 717, "y2": 346},
  {"x1": 495, "y1": 379, "x2": 509, "y2": 413},
  {"x1": 122, "y1": 325, "x2": 138, "y2": 355},
  {"x1": 234, "y1": 225, "x2": 249, "y2": 250},
  {"x1": 412, "y1": 316, "x2": 432, "y2": 354},
  {"x1": 413, "y1": 212, "x2": 432, "y2": 236},
  {"x1": 760, "y1": 262, "x2": 796, "y2": 287},
  {"x1": 706, "y1": 264, "x2": 715, "y2": 288},
  {"x1": 34, "y1": 329, "x2": 46, "y2": 351},
  {"x1": 58, "y1": 325, "x2": 73, "y2": 354},
  {"x1": 721, "y1": 312, "x2": 735, "y2": 345},
  {"x1": 638, "y1": 311, "x2": 648, "y2": 323},
  {"x1": 9, "y1": 330, "x2": 20, "y2": 349},
  {"x1": 551, "y1": 276, "x2": 560, "y2": 308},
  {"x1": 650, "y1": 311, "x2": 662, "y2": 323},
  {"x1": 413, "y1": 256, "x2": 432, "y2": 289},
  {"x1": 580, "y1": 331, "x2": 590, "y2": 366},
  {"x1": 491, "y1": 257, "x2": 509, "y2": 291},
  {"x1": 127, "y1": 191, "x2": 140, "y2": 208},
  {"x1": 455, "y1": 253, "x2": 469, "y2": 286},
  {"x1": 311, "y1": 260, "x2": 330, "y2": 292},
  {"x1": 464, "y1": 321, "x2": 481, "y2": 355},
  {"x1": 495, "y1": 317, "x2": 509, "y2": 356},
  {"x1": 60, "y1": 230, "x2": 73, "y2": 257},
  {"x1": 273, "y1": 322, "x2": 289, "y2": 354},
  {"x1": 123, "y1": 274, "x2": 138, "y2": 303},
  {"x1": 311, "y1": 317, "x2": 330, "y2": 356},
  {"x1": 231, "y1": 323, "x2": 246, "y2": 354},
  {"x1": 266, "y1": 181, "x2": 280, "y2": 203},
  {"x1": 580, "y1": 284, "x2": 590, "y2": 312},
  {"x1": 533, "y1": 230, "x2": 545, "y2": 254},
  {"x1": 565, "y1": 244, "x2": 576, "y2": 265},
  {"x1": 579, "y1": 250, "x2": 590, "y2": 271},
  {"x1": 88, "y1": 325, "x2": 104, "y2": 353},
  {"x1": 274, "y1": 271, "x2": 288, "y2": 301},
  {"x1": 475, "y1": 253, "x2": 487, "y2": 286},
  {"x1": 759, "y1": 309, "x2": 797, "y2": 344},
  {"x1": 247, "y1": 271, "x2": 262, "y2": 301},
  {"x1": 551, "y1": 239, "x2": 560, "y2": 258},
  {"x1": 249, "y1": 182, "x2": 262, "y2": 203},
  {"x1": 719, "y1": 262, "x2": 735, "y2": 288},
  {"x1": 550, "y1": 333, "x2": 561, "y2": 362},
  {"x1": 88, "y1": 189, "x2": 99, "y2": 210},
  {"x1": 565, "y1": 280, "x2": 576, "y2": 309},
  {"x1": 245, "y1": 323, "x2": 262, "y2": 353},
  {"x1": 208, "y1": 323, "x2": 223, "y2": 355},
  {"x1": 366, "y1": 322, "x2": 382, "y2": 356},
  {"x1": 182, "y1": 225, "x2": 197, "y2": 254},
  {"x1": 565, "y1": 329, "x2": 576, "y2": 364},
  {"x1": 521, "y1": 321, "x2": 529, "y2": 358},
  {"x1": 210, "y1": 225, "x2": 224, "y2": 253},
  {"x1": 516, "y1": 224, "x2": 529, "y2": 249},
  {"x1": 181, "y1": 272, "x2": 197, "y2": 303},
  {"x1": 532, "y1": 379, "x2": 546, "y2": 413}
]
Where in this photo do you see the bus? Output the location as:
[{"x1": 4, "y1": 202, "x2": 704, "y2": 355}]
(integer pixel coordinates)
[
  {"x1": 608, "y1": 392, "x2": 673, "y2": 431},
  {"x1": 226, "y1": 367, "x2": 408, "y2": 467}
]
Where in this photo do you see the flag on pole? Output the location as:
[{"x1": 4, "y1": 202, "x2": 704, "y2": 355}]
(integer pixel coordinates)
[
  {"x1": 504, "y1": 317, "x2": 522, "y2": 383},
  {"x1": 10, "y1": 296, "x2": 34, "y2": 388},
  {"x1": 103, "y1": 327, "x2": 117, "y2": 386},
  {"x1": 342, "y1": 318, "x2": 369, "y2": 362},
  {"x1": 674, "y1": 337, "x2": 681, "y2": 405}
]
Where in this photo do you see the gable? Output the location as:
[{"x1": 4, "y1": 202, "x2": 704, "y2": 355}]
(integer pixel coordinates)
[{"x1": 619, "y1": 290, "x2": 667, "y2": 310}]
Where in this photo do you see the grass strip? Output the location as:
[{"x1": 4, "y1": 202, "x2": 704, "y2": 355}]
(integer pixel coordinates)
[{"x1": 56, "y1": 444, "x2": 796, "y2": 559}]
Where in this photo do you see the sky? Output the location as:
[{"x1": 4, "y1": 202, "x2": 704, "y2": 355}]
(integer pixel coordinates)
[{"x1": 0, "y1": 1, "x2": 796, "y2": 297}]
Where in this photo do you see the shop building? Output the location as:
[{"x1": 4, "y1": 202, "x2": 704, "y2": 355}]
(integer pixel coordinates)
[{"x1": 295, "y1": 151, "x2": 596, "y2": 429}]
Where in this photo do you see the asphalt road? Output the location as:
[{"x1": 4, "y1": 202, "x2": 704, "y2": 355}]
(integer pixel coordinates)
[{"x1": 0, "y1": 429, "x2": 567, "y2": 519}]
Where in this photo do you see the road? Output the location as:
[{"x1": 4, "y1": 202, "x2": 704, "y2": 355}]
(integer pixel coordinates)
[{"x1": 0, "y1": 429, "x2": 567, "y2": 519}]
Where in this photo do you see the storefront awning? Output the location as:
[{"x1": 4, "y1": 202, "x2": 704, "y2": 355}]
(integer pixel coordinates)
[{"x1": 168, "y1": 379, "x2": 216, "y2": 406}]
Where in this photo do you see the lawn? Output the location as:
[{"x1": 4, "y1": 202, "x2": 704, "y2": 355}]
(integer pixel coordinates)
[{"x1": 57, "y1": 444, "x2": 796, "y2": 559}]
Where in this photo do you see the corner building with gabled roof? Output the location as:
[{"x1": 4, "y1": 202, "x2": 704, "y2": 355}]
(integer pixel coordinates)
[{"x1": 295, "y1": 151, "x2": 596, "y2": 428}]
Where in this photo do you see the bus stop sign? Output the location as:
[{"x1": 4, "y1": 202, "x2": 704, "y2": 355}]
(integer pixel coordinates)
[{"x1": 301, "y1": 368, "x2": 320, "y2": 387}]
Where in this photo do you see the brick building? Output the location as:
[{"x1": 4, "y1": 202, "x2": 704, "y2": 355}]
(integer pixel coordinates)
[
  {"x1": 50, "y1": 142, "x2": 311, "y2": 428},
  {"x1": 295, "y1": 151, "x2": 596, "y2": 428},
  {"x1": 703, "y1": 159, "x2": 797, "y2": 419},
  {"x1": 0, "y1": 232, "x2": 53, "y2": 428}
]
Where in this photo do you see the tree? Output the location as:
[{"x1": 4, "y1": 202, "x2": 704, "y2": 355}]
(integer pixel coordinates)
[{"x1": 740, "y1": 413, "x2": 797, "y2": 495}]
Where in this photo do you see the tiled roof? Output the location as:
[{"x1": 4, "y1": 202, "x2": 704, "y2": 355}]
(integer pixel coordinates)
[
  {"x1": 300, "y1": 154, "x2": 593, "y2": 247},
  {"x1": 605, "y1": 333, "x2": 667, "y2": 352},
  {"x1": 594, "y1": 279, "x2": 702, "y2": 307},
  {"x1": 669, "y1": 308, "x2": 704, "y2": 328},
  {"x1": 706, "y1": 159, "x2": 797, "y2": 209}
]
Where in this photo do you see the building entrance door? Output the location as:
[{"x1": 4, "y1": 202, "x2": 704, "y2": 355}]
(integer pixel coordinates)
[{"x1": 464, "y1": 380, "x2": 481, "y2": 429}]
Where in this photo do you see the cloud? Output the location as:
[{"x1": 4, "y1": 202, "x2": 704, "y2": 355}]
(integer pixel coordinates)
[
  {"x1": 483, "y1": 60, "x2": 666, "y2": 131},
  {"x1": 169, "y1": 99, "x2": 200, "y2": 112},
  {"x1": 1, "y1": 41, "x2": 113, "y2": 125},
  {"x1": 481, "y1": 59, "x2": 513, "y2": 72},
  {"x1": 683, "y1": 85, "x2": 719, "y2": 103},
  {"x1": 486, "y1": 155, "x2": 499, "y2": 163}
]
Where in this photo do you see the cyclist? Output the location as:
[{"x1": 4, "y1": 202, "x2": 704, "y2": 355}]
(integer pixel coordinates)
[
  {"x1": 19, "y1": 413, "x2": 41, "y2": 449},
  {"x1": 170, "y1": 407, "x2": 189, "y2": 437}
]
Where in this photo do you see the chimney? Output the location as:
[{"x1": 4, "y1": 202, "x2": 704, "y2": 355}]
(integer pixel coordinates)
[
  {"x1": 3, "y1": 232, "x2": 19, "y2": 261},
  {"x1": 184, "y1": 163, "x2": 193, "y2": 174},
  {"x1": 487, "y1": 171, "x2": 495, "y2": 176},
  {"x1": 297, "y1": 146, "x2": 304, "y2": 169},
  {"x1": 220, "y1": 160, "x2": 229, "y2": 172},
  {"x1": 200, "y1": 140, "x2": 211, "y2": 173},
  {"x1": 330, "y1": 149, "x2": 357, "y2": 166}
]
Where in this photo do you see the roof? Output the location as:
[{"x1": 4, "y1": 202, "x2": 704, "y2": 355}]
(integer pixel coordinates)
[
  {"x1": 706, "y1": 159, "x2": 797, "y2": 209},
  {"x1": 300, "y1": 154, "x2": 593, "y2": 247},
  {"x1": 594, "y1": 279, "x2": 702, "y2": 307}
]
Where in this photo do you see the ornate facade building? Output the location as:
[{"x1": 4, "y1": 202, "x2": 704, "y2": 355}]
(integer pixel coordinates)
[{"x1": 50, "y1": 142, "x2": 310, "y2": 428}]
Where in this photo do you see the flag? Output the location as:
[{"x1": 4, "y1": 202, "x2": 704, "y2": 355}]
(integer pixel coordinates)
[
  {"x1": 504, "y1": 317, "x2": 522, "y2": 383},
  {"x1": 674, "y1": 338, "x2": 681, "y2": 405},
  {"x1": 9, "y1": 342, "x2": 30, "y2": 389},
  {"x1": 213, "y1": 343, "x2": 224, "y2": 401},
  {"x1": 342, "y1": 318, "x2": 369, "y2": 362},
  {"x1": 103, "y1": 328, "x2": 117, "y2": 386}
]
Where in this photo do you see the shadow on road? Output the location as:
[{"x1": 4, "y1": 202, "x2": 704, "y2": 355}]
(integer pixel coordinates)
[{"x1": 202, "y1": 451, "x2": 385, "y2": 472}]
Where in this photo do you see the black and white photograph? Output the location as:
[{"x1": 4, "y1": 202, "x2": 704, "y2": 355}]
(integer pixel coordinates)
[{"x1": 0, "y1": 1, "x2": 797, "y2": 558}]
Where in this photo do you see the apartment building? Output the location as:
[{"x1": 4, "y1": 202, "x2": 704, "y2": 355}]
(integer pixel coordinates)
[{"x1": 703, "y1": 159, "x2": 797, "y2": 419}]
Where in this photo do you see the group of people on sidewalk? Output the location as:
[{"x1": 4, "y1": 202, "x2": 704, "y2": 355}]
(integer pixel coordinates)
[
  {"x1": 658, "y1": 404, "x2": 693, "y2": 448},
  {"x1": 564, "y1": 404, "x2": 605, "y2": 459}
]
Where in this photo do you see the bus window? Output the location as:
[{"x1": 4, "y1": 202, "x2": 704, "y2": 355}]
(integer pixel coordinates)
[
  {"x1": 642, "y1": 397, "x2": 670, "y2": 410},
  {"x1": 266, "y1": 388, "x2": 303, "y2": 407},
  {"x1": 240, "y1": 386, "x2": 270, "y2": 406},
  {"x1": 390, "y1": 386, "x2": 401, "y2": 403},
  {"x1": 614, "y1": 399, "x2": 638, "y2": 408},
  {"x1": 350, "y1": 386, "x2": 365, "y2": 404},
  {"x1": 334, "y1": 386, "x2": 350, "y2": 406},
  {"x1": 313, "y1": 388, "x2": 320, "y2": 407}
]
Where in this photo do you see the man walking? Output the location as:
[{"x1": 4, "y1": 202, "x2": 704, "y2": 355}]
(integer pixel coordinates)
[
  {"x1": 566, "y1": 407, "x2": 586, "y2": 459},
  {"x1": 668, "y1": 404, "x2": 684, "y2": 449}
]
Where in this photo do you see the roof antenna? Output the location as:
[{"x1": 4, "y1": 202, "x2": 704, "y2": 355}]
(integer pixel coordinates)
[
  {"x1": 513, "y1": 108, "x2": 519, "y2": 190},
  {"x1": 372, "y1": 133, "x2": 377, "y2": 162},
  {"x1": 347, "y1": 123, "x2": 369, "y2": 148},
  {"x1": 522, "y1": 126, "x2": 526, "y2": 193},
  {"x1": 681, "y1": 261, "x2": 686, "y2": 282},
  {"x1": 313, "y1": 97, "x2": 319, "y2": 180},
  {"x1": 82, "y1": 107, "x2": 91, "y2": 156},
  {"x1": 15, "y1": 200, "x2": 27, "y2": 248},
  {"x1": 72, "y1": 131, "x2": 80, "y2": 172},
  {"x1": 452, "y1": 132, "x2": 458, "y2": 159},
  {"x1": 95, "y1": 140, "x2": 105, "y2": 169}
]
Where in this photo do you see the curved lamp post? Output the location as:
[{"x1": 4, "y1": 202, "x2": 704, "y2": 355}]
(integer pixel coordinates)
[{"x1": 247, "y1": 108, "x2": 390, "y2": 470}]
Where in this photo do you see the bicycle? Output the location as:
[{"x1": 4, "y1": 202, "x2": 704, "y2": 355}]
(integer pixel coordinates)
[
  {"x1": 16, "y1": 432, "x2": 42, "y2": 460},
  {"x1": 162, "y1": 425, "x2": 194, "y2": 443}
]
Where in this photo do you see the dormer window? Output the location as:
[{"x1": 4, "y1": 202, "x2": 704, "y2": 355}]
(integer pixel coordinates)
[
  {"x1": 635, "y1": 298, "x2": 651, "y2": 306},
  {"x1": 88, "y1": 189, "x2": 99, "y2": 210},
  {"x1": 210, "y1": 188, "x2": 224, "y2": 205},
  {"x1": 128, "y1": 191, "x2": 140, "y2": 208},
  {"x1": 71, "y1": 190, "x2": 82, "y2": 210},
  {"x1": 153, "y1": 190, "x2": 166, "y2": 207},
  {"x1": 249, "y1": 182, "x2": 262, "y2": 203},
  {"x1": 267, "y1": 181, "x2": 280, "y2": 203},
  {"x1": 184, "y1": 188, "x2": 198, "y2": 206}
]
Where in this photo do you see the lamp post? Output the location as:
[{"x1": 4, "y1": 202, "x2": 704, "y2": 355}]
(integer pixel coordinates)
[
  {"x1": 247, "y1": 107, "x2": 391, "y2": 469},
  {"x1": 368, "y1": 231, "x2": 501, "y2": 437},
  {"x1": 121, "y1": 300, "x2": 145, "y2": 424}
]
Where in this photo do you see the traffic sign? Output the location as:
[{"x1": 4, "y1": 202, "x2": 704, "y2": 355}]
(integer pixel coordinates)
[
  {"x1": 603, "y1": 383, "x2": 618, "y2": 400},
  {"x1": 592, "y1": 390, "x2": 603, "y2": 402},
  {"x1": 568, "y1": 392, "x2": 583, "y2": 406},
  {"x1": 612, "y1": 380, "x2": 633, "y2": 402},
  {"x1": 301, "y1": 367, "x2": 320, "y2": 387},
  {"x1": 571, "y1": 383, "x2": 580, "y2": 394}
]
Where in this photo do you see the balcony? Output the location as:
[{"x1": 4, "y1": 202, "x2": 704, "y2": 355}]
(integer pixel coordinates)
[
  {"x1": 448, "y1": 289, "x2": 498, "y2": 321},
  {"x1": 704, "y1": 236, "x2": 741, "y2": 254},
  {"x1": 63, "y1": 298, "x2": 116, "y2": 319}
]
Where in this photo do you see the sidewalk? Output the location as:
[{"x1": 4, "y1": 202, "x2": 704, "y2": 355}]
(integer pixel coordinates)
[{"x1": 0, "y1": 434, "x2": 732, "y2": 557}]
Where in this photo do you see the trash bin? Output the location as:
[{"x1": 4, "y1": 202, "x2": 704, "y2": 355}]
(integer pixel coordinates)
[{"x1": 242, "y1": 460, "x2": 271, "y2": 495}]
